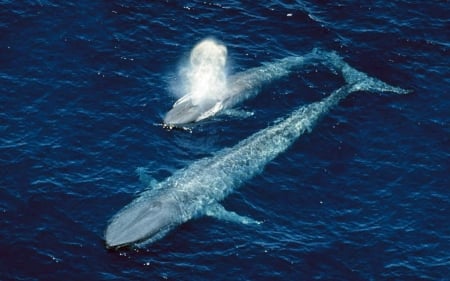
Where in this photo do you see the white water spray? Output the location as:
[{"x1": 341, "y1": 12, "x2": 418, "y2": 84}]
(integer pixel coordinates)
[{"x1": 180, "y1": 38, "x2": 229, "y2": 107}]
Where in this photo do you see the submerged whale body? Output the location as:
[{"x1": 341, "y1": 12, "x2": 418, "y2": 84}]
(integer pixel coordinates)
[{"x1": 105, "y1": 51, "x2": 410, "y2": 249}]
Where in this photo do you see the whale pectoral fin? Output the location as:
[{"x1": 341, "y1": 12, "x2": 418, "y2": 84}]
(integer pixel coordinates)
[
  {"x1": 222, "y1": 108, "x2": 255, "y2": 119},
  {"x1": 205, "y1": 203, "x2": 262, "y2": 226},
  {"x1": 136, "y1": 167, "x2": 158, "y2": 188}
]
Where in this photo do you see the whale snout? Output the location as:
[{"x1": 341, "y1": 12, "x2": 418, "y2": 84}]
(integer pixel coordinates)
[{"x1": 105, "y1": 196, "x2": 181, "y2": 249}]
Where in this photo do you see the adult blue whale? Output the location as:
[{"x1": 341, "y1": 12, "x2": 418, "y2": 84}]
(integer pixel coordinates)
[
  {"x1": 163, "y1": 47, "x2": 319, "y2": 126},
  {"x1": 105, "y1": 51, "x2": 410, "y2": 249}
]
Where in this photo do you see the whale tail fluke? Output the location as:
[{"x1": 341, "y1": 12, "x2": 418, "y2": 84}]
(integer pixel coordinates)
[
  {"x1": 341, "y1": 63, "x2": 411, "y2": 95},
  {"x1": 313, "y1": 49, "x2": 412, "y2": 95}
]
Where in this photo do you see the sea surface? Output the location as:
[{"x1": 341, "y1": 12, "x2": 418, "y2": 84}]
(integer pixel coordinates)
[{"x1": 1, "y1": 1, "x2": 449, "y2": 280}]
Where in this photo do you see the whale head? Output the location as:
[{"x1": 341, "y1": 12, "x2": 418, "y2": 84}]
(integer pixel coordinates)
[
  {"x1": 163, "y1": 97, "x2": 202, "y2": 125},
  {"x1": 165, "y1": 38, "x2": 229, "y2": 126},
  {"x1": 105, "y1": 195, "x2": 182, "y2": 249},
  {"x1": 163, "y1": 94, "x2": 222, "y2": 126}
]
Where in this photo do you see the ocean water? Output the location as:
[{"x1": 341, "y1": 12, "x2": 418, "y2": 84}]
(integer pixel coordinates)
[{"x1": 1, "y1": 1, "x2": 448, "y2": 280}]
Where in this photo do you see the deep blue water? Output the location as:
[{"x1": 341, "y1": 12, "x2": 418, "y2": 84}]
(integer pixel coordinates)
[{"x1": 1, "y1": 1, "x2": 449, "y2": 280}]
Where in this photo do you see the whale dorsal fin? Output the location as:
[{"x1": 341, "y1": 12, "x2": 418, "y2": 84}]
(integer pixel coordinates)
[{"x1": 205, "y1": 203, "x2": 262, "y2": 225}]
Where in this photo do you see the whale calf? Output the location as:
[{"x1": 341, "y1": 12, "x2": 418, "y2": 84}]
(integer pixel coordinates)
[
  {"x1": 163, "y1": 39, "x2": 319, "y2": 126},
  {"x1": 105, "y1": 51, "x2": 410, "y2": 249}
]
